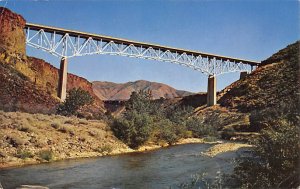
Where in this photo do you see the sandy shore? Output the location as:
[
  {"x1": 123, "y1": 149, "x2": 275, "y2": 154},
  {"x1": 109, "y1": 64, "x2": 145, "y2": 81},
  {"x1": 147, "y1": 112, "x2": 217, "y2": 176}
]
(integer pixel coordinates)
[{"x1": 201, "y1": 142, "x2": 253, "y2": 157}]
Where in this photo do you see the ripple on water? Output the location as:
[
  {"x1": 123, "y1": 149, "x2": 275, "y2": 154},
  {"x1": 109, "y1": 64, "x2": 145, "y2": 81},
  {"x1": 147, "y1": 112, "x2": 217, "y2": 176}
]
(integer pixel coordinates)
[{"x1": 0, "y1": 143, "x2": 241, "y2": 189}]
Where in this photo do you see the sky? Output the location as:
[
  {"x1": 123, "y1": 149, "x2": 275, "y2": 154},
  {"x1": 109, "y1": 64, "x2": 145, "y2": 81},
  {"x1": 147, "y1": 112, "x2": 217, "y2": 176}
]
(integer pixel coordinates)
[{"x1": 2, "y1": 0, "x2": 299, "y2": 92}]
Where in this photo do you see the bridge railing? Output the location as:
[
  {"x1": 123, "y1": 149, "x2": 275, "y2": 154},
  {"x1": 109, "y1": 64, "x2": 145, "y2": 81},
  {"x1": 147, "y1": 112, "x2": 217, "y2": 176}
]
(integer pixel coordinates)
[{"x1": 24, "y1": 23, "x2": 259, "y2": 76}]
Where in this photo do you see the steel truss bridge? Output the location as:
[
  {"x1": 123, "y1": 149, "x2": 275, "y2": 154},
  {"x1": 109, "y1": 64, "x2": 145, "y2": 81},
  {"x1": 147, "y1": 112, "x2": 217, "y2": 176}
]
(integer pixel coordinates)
[
  {"x1": 24, "y1": 23, "x2": 260, "y2": 105},
  {"x1": 24, "y1": 23, "x2": 259, "y2": 76}
]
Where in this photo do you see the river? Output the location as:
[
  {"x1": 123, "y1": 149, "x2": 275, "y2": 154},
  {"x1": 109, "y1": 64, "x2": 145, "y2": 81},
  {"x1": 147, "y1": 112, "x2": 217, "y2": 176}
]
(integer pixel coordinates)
[{"x1": 0, "y1": 143, "x2": 244, "y2": 189}]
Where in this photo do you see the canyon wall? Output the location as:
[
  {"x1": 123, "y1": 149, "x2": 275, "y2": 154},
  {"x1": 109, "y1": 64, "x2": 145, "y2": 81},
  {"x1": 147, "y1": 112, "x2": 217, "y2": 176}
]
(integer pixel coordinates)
[{"x1": 0, "y1": 7, "x2": 104, "y2": 114}]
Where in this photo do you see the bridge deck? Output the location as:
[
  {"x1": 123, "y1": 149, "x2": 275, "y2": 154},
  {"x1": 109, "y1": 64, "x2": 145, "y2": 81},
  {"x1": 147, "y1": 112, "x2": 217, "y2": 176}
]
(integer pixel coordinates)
[{"x1": 25, "y1": 23, "x2": 260, "y2": 66}]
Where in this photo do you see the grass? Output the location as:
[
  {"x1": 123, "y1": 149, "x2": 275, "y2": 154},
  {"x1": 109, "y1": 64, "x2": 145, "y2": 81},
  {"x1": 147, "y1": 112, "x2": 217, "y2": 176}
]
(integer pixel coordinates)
[
  {"x1": 64, "y1": 119, "x2": 77, "y2": 125},
  {"x1": 38, "y1": 150, "x2": 54, "y2": 161},
  {"x1": 0, "y1": 110, "x2": 127, "y2": 166}
]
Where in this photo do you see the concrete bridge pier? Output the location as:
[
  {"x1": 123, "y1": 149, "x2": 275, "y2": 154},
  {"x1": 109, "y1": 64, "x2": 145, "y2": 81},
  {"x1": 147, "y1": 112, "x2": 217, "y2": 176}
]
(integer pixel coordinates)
[
  {"x1": 57, "y1": 57, "x2": 68, "y2": 101},
  {"x1": 207, "y1": 75, "x2": 216, "y2": 106}
]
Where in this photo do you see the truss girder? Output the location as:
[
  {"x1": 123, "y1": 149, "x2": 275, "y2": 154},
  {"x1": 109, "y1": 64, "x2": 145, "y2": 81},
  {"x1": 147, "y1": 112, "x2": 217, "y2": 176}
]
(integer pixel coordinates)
[{"x1": 25, "y1": 27, "x2": 255, "y2": 76}]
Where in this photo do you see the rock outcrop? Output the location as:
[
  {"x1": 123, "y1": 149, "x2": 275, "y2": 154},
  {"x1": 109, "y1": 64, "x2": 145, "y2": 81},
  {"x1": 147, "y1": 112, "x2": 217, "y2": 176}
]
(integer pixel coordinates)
[
  {"x1": 0, "y1": 7, "x2": 105, "y2": 115},
  {"x1": 0, "y1": 7, "x2": 26, "y2": 59}
]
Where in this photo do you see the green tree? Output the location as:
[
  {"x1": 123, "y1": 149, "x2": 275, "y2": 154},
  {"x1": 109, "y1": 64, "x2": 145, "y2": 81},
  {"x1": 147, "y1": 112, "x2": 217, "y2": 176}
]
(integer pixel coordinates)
[
  {"x1": 110, "y1": 90, "x2": 197, "y2": 148},
  {"x1": 57, "y1": 88, "x2": 94, "y2": 116},
  {"x1": 156, "y1": 119, "x2": 178, "y2": 144},
  {"x1": 165, "y1": 105, "x2": 193, "y2": 124},
  {"x1": 125, "y1": 90, "x2": 159, "y2": 115},
  {"x1": 111, "y1": 112, "x2": 153, "y2": 148}
]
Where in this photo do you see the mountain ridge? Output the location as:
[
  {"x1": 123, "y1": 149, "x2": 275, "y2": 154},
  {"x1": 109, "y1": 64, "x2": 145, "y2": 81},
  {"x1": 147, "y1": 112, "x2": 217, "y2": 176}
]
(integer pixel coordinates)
[{"x1": 92, "y1": 80, "x2": 194, "y2": 100}]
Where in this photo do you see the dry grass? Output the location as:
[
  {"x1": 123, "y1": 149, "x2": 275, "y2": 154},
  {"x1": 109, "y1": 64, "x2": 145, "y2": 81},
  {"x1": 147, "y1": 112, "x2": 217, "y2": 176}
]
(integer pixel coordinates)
[{"x1": 0, "y1": 110, "x2": 130, "y2": 167}]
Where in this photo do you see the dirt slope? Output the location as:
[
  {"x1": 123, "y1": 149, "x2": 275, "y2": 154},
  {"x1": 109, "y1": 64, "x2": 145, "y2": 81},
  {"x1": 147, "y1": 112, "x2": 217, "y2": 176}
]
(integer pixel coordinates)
[{"x1": 0, "y1": 111, "x2": 131, "y2": 168}]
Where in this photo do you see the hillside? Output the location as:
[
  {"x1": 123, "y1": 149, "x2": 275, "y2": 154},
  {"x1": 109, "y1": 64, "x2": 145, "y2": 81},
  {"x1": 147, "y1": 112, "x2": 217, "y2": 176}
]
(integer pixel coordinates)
[
  {"x1": 92, "y1": 80, "x2": 193, "y2": 100},
  {"x1": 185, "y1": 41, "x2": 299, "y2": 139},
  {"x1": 218, "y1": 41, "x2": 299, "y2": 112},
  {"x1": 0, "y1": 7, "x2": 105, "y2": 115},
  {"x1": 0, "y1": 111, "x2": 131, "y2": 168}
]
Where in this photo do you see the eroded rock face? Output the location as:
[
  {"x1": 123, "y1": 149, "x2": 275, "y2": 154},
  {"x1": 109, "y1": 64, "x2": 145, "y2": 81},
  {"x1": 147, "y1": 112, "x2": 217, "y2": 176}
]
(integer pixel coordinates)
[
  {"x1": 0, "y1": 7, "x2": 105, "y2": 115},
  {"x1": 27, "y1": 57, "x2": 97, "y2": 99},
  {"x1": 0, "y1": 7, "x2": 26, "y2": 59}
]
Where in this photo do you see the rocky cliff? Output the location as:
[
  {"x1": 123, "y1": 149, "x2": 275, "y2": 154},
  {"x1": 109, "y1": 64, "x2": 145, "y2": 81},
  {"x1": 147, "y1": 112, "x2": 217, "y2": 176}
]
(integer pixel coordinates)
[
  {"x1": 0, "y1": 7, "x2": 105, "y2": 114},
  {"x1": 0, "y1": 7, "x2": 26, "y2": 59},
  {"x1": 92, "y1": 80, "x2": 193, "y2": 100}
]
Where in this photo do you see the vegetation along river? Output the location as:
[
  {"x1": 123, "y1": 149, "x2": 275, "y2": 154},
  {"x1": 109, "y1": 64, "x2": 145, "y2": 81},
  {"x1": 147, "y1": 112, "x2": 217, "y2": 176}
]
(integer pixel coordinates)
[{"x1": 0, "y1": 143, "x2": 247, "y2": 189}]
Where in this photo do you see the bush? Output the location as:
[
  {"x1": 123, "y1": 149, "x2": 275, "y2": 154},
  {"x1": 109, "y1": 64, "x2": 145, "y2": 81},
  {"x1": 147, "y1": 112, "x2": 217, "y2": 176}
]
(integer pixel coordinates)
[
  {"x1": 38, "y1": 150, "x2": 54, "y2": 161},
  {"x1": 165, "y1": 105, "x2": 193, "y2": 124},
  {"x1": 64, "y1": 119, "x2": 77, "y2": 125},
  {"x1": 233, "y1": 101, "x2": 300, "y2": 188},
  {"x1": 57, "y1": 88, "x2": 94, "y2": 116},
  {"x1": 111, "y1": 112, "x2": 153, "y2": 148},
  {"x1": 185, "y1": 117, "x2": 218, "y2": 137},
  {"x1": 57, "y1": 125, "x2": 70, "y2": 133},
  {"x1": 16, "y1": 150, "x2": 34, "y2": 159},
  {"x1": 156, "y1": 119, "x2": 178, "y2": 145},
  {"x1": 110, "y1": 90, "x2": 196, "y2": 148},
  {"x1": 51, "y1": 122, "x2": 60, "y2": 129},
  {"x1": 96, "y1": 144, "x2": 113, "y2": 154},
  {"x1": 7, "y1": 134, "x2": 27, "y2": 147}
]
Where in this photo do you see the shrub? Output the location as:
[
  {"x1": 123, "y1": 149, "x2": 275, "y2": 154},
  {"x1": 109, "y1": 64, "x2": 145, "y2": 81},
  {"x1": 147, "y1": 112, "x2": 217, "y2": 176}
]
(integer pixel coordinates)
[
  {"x1": 18, "y1": 125, "x2": 32, "y2": 132},
  {"x1": 88, "y1": 130, "x2": 98, "y2": 137},
  {"x1": 110, "y1": 90, "x2": 197, "y2": 148},
  {"x1": 64, "y1": 119, "x2": 77, "y2": 125},
  {"x1": 111, "y1": 112, "x2": 153, "y2": 148},
  {"x1": 233, "y1": 101, "x2": 300, "y2": 188},
  {"x1": 38, "y1": 150, "x2": 54, "y2": 161},
  {"x1": 16, "y1": 150, "x2": 34, "y2": 159},
  {"x1": 96, "y1": 144, "x2": 113, "y2": 154},
  {"x1": 185, "y1": 117, "x2": 218, "y2": 137},
  {"x1": 58, "y1": 125, "x2": 69, "y2": 133},
  {"x1": 51, "y1": 122, "x2": 61, "y2": 129},
  {"x1": 7, "y1": 135, "x2": 27, "y2": 147},
  {"x1": 156, "y1": 119, "x2": 178, "y2": 145},
  {"x1": 57, "y1": 88, "x2": 94, "y2": 116},
  {"x1": 165, "y1": 105, "x2": 193, "y2": 124}
]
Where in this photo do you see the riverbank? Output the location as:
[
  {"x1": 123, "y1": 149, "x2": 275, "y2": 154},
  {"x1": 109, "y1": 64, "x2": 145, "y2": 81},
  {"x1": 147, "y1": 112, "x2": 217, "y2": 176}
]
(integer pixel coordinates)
[
  {"x1": 0, "y1": 111, "x2": 252, "y2": 169},
  {"x1": 0, "y1": 136, "x2": 221, "y2": 169}
]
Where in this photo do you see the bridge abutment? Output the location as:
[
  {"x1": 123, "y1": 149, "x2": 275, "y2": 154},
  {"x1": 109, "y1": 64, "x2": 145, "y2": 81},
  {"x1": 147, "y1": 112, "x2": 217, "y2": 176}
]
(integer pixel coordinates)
[
  {"x1": 207, "y1": 75, "x2": 216, "y2": 106},
  {"x1": 57, "y1": 57, "x2": 68, "y2": 101},
  {"x1": 240, "y1": 71, "x2": 248, "y2": 80}
]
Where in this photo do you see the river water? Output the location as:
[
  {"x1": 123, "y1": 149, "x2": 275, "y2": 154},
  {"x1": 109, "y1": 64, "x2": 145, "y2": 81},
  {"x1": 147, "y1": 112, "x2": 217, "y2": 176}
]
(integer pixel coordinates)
[{"x1": 0, "y1": 143, "x2": 243, "y2": 189}]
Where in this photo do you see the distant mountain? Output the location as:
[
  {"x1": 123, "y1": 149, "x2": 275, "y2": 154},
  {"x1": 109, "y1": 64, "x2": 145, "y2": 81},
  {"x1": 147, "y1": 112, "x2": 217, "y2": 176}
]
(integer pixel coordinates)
[{"x1": 92, "y1": 80, "x2": 194, "y2": 100}]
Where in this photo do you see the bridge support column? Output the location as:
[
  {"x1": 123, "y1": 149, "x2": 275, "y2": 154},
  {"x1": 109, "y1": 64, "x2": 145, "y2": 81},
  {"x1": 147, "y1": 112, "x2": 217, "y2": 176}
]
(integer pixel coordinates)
[
  {"x1": 207, "y1": 75, "x2": 216, "y2": 106},
  {"x1": 240, "y1": 71, "x2": 248, "y2": 80},
  {"x1": 57, "y1": 57, "x2": 68, "y2": 101}
]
